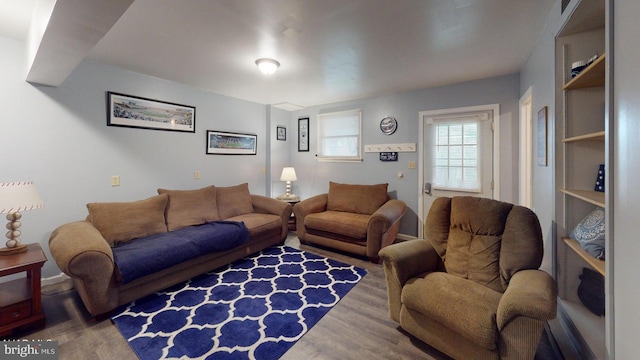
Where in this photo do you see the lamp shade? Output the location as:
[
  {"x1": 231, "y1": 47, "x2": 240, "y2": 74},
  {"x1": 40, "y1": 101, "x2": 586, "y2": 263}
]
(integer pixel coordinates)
[
  {"x1": 0, "y1": 182, "x2": 44, "y2": 214},
  {"x1": 280, "y1": 167, "x2": 297, "y2": 182}
]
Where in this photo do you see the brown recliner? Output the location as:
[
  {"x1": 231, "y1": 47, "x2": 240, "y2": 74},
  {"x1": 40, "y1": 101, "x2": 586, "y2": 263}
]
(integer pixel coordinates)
[{"x1": 379, "y1": 196, "x2": 557, "y2": 360}]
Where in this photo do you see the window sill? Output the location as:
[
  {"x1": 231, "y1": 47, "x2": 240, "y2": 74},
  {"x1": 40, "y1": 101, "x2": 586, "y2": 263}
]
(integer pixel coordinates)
[{"x1": 316, "y1": 157, "x2": 363, "y2": 163}]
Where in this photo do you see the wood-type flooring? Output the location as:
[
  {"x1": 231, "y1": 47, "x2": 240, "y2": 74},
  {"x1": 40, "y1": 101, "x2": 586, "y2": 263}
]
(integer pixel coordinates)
[{"x1": 10, "y1": 236, "x2": 562, "y2": 360}]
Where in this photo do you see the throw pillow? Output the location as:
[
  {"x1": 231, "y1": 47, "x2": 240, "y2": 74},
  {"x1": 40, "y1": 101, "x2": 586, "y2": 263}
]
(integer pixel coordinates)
[
  {"x1": 215, "y1": 183, "x2": 254, "y2": 219},
  {"x1": 87, "y1": 194, "x2": 168, "y2": 246},
  {"x1": 326, "y1": 182, "x2": 389, "y2": 215},
  {"x1": 571, "y1": 207, "x2": 605, "y2": 260},
  {"x1": 578, "y1": 267, "x2": 605, "y2": 316},
  {"x1": 157, "y1": 186, "x2": 218, "y2": 231}
]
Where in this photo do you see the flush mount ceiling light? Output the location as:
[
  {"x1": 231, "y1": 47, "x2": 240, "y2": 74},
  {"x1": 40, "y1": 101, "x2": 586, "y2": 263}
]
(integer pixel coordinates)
[{"x1": 255, "y1": 58, "x2": 280, "y2": 75}]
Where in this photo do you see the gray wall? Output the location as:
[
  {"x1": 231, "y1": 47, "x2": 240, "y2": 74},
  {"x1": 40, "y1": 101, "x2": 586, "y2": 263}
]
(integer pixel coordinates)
[
  {"x1": 288, "y1": 74, "x2": 521, "y2": 237},
  {"x1": 0, "y1": 36, "x2": 268, "y2": 279},
  {"x1": 268, "y1": 106, "x2": 294, "y2": 197},
  {"x1": 519, "y1": 1, "x2": 562, "y2": 274},
  {"x1": 1, "y1": 36, "x2": 522, "y2": 280}
]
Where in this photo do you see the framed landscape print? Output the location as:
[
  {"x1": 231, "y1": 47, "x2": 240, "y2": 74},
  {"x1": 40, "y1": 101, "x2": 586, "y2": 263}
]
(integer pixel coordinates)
[
  {"x1": 206, "y1": 130, "x2": 257, "y2": 155},
  {"x1": 107, "y1": 92, "x2": 195, "y2": 133},
  {"x1": 298, "y1": 117, "x2": 309, "y2": 152}
]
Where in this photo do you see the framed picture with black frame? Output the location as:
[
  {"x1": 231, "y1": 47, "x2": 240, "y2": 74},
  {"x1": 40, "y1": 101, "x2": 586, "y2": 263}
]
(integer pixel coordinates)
[
  {"x1": 298, "y1": 117, "x2": 309, "y2": 152},
  {"x1": 206, "y1": 130, "x2": 257, "y2": 155},
  {"x1": 107, "y1": 92, "x2": 195, "y2": 133},
  {"x1": 277, "y1": 126, "x2": 286, "y2": 141}
]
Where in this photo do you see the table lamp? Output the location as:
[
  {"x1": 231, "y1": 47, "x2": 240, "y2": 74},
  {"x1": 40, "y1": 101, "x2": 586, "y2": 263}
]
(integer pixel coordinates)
[
  {"x1": 0, "y1": 181, "x2": 44, "y2": 255},
  {"x1": 277, "y1": 167, "x2": 298, "y2": 200}
]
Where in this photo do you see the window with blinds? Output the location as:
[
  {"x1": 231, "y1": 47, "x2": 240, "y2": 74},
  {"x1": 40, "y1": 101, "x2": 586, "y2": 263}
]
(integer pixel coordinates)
[{"x1": 316, "y1": 108, "x2": 362, "y2": 161}]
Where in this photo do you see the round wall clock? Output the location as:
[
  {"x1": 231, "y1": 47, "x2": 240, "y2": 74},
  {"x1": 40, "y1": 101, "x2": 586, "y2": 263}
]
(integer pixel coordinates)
[{"x1": 380, "y1": 116, "x2": 397, "y2": 135}]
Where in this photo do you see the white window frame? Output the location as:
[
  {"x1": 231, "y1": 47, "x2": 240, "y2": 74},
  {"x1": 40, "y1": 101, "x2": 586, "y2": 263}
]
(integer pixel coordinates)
[
  {"x1": 316, "y1": 108, "x2": 363, "y2": 162},
  {"x1": 430, "y1": 118, "x2": 483, "y2": 193}
]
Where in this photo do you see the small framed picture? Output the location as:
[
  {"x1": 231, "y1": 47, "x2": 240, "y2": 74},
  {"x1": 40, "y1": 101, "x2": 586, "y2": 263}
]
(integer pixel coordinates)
[
  {"x1": 537, "y1": 106, "x2": 548, "y2": 166},
  {"x1": 298, "y1": 117, "x2": 309, "y2": 152},
  {"x1": 277, "y1": 126, "x2": 286, "y2": 141}
]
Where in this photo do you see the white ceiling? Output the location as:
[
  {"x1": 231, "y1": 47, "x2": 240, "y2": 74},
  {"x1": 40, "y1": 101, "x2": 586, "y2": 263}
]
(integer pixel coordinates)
[{"x1": 1, "y1": 0, "x2": 554, "y2": 109}]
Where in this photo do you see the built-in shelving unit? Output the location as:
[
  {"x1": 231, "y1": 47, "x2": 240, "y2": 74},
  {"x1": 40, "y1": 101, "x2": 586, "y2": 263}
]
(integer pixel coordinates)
[
  {"x1": 560, "y1": 189, "x2": 605, "y2": 208},
  {"x1": 562, "y1": 54, "x2": 606, "y2": 90},
  {"x1": 554, "y1": 0, "x2": 609, "y2": 359},
  {"x1": 563, "y1": 237, "x2": 605, "y2": 276}
]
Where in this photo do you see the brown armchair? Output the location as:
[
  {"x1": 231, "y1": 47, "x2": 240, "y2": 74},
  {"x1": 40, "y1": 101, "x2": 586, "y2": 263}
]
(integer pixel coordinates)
[
  {"x1": 293, "y1": 182, "x2": 407, "y2": 262},
  {"x1": 379, "y1": 196, "x2": 556, "y2": 360}
]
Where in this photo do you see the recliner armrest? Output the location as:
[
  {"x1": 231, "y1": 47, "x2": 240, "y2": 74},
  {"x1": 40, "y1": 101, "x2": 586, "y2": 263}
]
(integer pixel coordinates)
[
  {"x1": 497, "y1": 269, "x2": 557, "y2": 330},
  {"x1": 378, "y1": 239, "x2": 440, "y2": 322},
  {"x1": 378, "y1": 239, "x2": 439, "y2": 285}
]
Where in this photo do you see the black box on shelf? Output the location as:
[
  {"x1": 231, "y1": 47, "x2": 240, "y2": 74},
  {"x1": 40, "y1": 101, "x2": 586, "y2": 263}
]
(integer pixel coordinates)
[{"x1": 594, "y1": 164, "x2": 605, "y2": 192}]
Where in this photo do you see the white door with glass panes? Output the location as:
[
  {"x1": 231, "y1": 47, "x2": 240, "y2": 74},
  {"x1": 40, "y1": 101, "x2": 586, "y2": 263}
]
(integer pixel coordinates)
[{"x1": 418, "y1": 105, "x2": 498, "y2": 237}]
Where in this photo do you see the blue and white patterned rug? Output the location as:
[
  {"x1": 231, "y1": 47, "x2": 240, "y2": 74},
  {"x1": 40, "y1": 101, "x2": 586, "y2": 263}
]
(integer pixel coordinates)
[{"x1": 111, "y1": 246, "x2": 367, "y2": 360}]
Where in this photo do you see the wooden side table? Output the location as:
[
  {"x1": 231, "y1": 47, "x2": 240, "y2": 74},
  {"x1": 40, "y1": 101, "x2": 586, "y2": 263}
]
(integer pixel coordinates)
[{"x1": 0, "y1": 243, "x2": 47, "y2": 338}]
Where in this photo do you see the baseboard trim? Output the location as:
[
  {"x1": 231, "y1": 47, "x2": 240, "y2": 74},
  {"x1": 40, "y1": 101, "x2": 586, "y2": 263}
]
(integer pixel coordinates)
[{"x1": 42, "y1": 272, "x2": 70, "y2": 287}]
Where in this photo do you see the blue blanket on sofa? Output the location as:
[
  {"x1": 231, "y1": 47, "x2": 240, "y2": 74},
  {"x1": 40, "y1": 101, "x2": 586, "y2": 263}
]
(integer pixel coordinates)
[{"x1": 112, "y1": 221, "x2": 250, "y2": 284}]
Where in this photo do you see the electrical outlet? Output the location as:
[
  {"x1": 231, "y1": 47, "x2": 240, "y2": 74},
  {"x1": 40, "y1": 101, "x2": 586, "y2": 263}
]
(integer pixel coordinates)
[
  {"x1": 111, "y1": 176, "x2": 120, "y2": 187},
  {"x1": 194, "y1": 171, "x2": 201, "y2": 179}
]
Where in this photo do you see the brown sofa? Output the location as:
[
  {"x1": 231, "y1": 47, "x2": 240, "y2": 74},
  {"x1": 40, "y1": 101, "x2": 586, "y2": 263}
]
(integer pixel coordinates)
[
  {"x1": 49, "y1": 183, "x2": 292, "y2": 317},
  {"x1": 378, "y1": 196, "x2": 557, "y2": 360},
  {"x1": 293, "y1": 182, "x2": 407, "y2": 262}
]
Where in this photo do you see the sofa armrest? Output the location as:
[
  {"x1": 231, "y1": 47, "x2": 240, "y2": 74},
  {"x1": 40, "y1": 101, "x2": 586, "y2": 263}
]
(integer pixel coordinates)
[
  {"x1": 49, "y1": 220, "x2": 114, "y2": 277},
  {"x1": 368, "y1": 199, "x2": 407, "y2": 256},
  {"x1": 293, "y1": 194, "x2": 328, "y2": 241},
  {"x1": 251, "y1": 194, "x2": 293, "y2": 240},
  {"x1": 497, "y1": 269, "x2": 557, "y2": 330},
  {"x1": 378, "y1": 239, "x2": 440, "y2": 321},
  {"x1": 49, "y1": 220, "x2": 119, "y2": 316}
]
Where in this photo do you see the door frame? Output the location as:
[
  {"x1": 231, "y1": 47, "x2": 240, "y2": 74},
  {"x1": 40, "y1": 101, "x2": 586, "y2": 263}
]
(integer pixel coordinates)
[
  {"x1": 417, "y1": 104, "x2": 501, "y2": 238},
  {"x1": 519, "y1": 87, "x2": 533, "y2": 209}
]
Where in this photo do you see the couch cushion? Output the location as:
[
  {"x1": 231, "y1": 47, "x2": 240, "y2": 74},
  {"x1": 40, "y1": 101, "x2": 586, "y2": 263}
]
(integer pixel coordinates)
[
  {"x1": 402, "y1": 272, "x2": 502, "y2": 350},
  {"x1": 326, "y1": 182, "x2": 389, "y2": 215},
  {"x1": 216, "y1": 183, "x2": 255, "y2": 219},
  {"x1": 304, "y1": 210, "x2": 369, "y2": 240},
  {"x1": 87, "y1": 194, "x2": 168, "y2": 246},
  {"x1": 226, "y1": 212, "x2": 281, "y2": 238},
  {"x1": 158, "y1": 186, "x2": 219, "y2": 231},
  {"x1": 112, "y1": 221, "x2": 250, "y2": 284}
]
